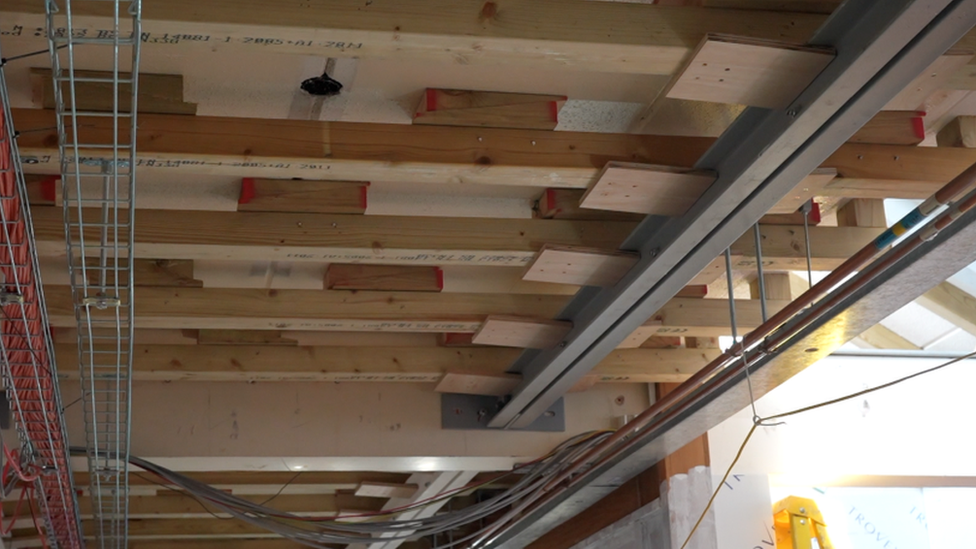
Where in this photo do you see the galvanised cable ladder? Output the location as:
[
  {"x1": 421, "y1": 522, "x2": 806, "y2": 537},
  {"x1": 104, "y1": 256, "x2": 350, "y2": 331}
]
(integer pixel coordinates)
[
  {"x1": 46, "y1": 0, "x2": 142, "y2": 546},
  {"x1": 0, "y1": 41, "x2": 84, "y2": 549}
]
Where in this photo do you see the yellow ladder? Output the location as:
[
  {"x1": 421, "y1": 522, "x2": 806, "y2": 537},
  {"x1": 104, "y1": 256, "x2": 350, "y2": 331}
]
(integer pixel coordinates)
[{"x1": 773, "y1": 496, "x2": 834, "y2": 549}]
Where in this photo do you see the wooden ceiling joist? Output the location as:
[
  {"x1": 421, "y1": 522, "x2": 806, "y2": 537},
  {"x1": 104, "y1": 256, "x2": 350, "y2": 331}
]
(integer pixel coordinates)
[
  {"x1": 15, "y1": 108, "x2": 974, "y2": 193},
  {"x1": 43, "y1": 286, "x2": 789, "y2": 338},
  {"x1": 30, "y1": 208, "x2": 634, "y2": 267},
  {"x1": 0, "y1": 1, "x2": 829, "y2": 74},
  {"x1": 43, "y1": 286, "x2": 570, "y2": 331},
  {"x1": 31, "y1": 208, "x2": 880, "y2": 274}
]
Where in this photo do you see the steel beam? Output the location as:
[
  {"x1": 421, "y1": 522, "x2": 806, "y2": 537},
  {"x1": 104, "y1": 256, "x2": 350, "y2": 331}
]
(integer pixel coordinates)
[{"x1": 489, "y1": 0, "x2": 976, "y2": 429}]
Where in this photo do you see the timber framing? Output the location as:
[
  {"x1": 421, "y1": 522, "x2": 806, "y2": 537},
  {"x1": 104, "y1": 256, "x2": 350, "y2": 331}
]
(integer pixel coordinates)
[
  {"x1": 7, "y1": 0, "x2": 976, "y2": 546},
  {"x1": 0, "y1": 1, "x2": 829, "y2": 74},
  {"x1": 15, "y1": 109, "x2": 976, "y2": 193},
  {"x1": 51, "y1": 345, "x2": 720, "y2": 383},
  {"x1": 29, "y1": 208, "x2": 881, "y2": 271}
]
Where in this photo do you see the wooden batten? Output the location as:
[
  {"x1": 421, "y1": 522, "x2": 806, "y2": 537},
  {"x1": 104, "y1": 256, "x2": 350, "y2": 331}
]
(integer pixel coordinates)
[
  {"x1": 580, "y1": 162, "x2": 716, "y2": 215},
  {"x1": 522, "y1": 245, "x2": 638, "y2": 287},
  {"x1": 414, "y1": 89, "x2": 566, "y2": 130},
  {"x1": 326, "y1": 264, "x2": 444, "y2": 292},
  {"x1": 30, "y1": 67, "x2": 197, "y2": 115},
  {"x1": 666, "y1": 34, "x2": 834, "y2": 109},
  {"x1": 472, "y1": 316, "x2": 572, "y2": 348},
  {"x1": 238, "y1": 178, "x2": 369, "y2": 214}
]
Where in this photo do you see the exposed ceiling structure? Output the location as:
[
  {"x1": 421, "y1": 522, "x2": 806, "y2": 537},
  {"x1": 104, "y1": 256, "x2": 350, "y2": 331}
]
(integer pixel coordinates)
[{"x1": 1, "y1": 0, "x2": 976, "y2": 548}]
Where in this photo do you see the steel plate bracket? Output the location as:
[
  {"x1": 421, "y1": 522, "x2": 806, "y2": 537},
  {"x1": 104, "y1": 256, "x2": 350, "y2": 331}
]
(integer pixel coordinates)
[{"x1": 441, "y1": 394, "x2": 565, "y2": 432}]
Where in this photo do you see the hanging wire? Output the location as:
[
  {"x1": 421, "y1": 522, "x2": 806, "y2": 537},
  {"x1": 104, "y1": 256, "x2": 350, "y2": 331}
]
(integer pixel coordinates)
[
  {"x1": 724, "y1": 248, "x2": 761, "y2": 424},
  {"x1": 802, "y1": 200, "x2": 815, "y2": 286},
  {"x1": 753, "y1": 224, "x2": 769, "y2": 322}
]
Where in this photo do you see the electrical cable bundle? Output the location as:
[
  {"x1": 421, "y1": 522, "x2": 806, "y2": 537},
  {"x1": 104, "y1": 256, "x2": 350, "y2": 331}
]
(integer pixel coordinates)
[{"x1": 70, "y1": 430, "x2": 612, "y2": 548}]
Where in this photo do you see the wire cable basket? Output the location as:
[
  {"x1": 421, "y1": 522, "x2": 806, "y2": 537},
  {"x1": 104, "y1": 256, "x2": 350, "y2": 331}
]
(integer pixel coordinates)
[{"x1": 45, "y1": 0, "x2": 143, "y2": 546}]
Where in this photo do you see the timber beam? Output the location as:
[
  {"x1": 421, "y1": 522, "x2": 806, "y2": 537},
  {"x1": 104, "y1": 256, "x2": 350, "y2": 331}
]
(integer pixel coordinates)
[
  {"x1": 30, "y1": 208, "x2": 881, "y2": 271},
  {"x1": 43, "y1": 284, "x2": 785, "y2": 338},
  {"x1": 0, "y1": 1, "x2": 829, "y2": 74},
  {"x1": 53, "y1": 345, "x2": 720, "y2": 384},
  {"x1": 14, "y1": 109, "x2": 976, "y2": 193}
]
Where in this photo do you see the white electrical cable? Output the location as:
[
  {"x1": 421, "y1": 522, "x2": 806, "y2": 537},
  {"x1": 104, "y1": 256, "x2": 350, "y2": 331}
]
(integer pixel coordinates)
[{"x1": 69, "y1": 430, "x2": 613, "y2": 547}]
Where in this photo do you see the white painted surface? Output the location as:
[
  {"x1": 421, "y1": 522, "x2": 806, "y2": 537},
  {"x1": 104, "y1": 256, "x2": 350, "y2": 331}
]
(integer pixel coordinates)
[
  {"x1": 668, "y1": 467, "x2": 718, "y2": 549},
  {"x1": 709, "y1": 354, "x2": 976, "y2": 481},
  {"x1": 63, "y1": 381, "x2": 650, "y2": 471},
  {"x1": 712, "y1": 474, "x2": 775, "y2": 549}
]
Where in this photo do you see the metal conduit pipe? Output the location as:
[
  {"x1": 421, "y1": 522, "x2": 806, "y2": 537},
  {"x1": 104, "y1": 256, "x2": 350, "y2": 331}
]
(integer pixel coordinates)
[{"x1": 473, "y1": 161, "x2": 976, "y2": 547}]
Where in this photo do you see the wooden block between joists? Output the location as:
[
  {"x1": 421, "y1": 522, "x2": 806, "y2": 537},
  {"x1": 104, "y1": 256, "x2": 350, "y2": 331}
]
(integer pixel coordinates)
[
  {"x1": 580, "y1": 162, "x2": 716, "y2": 216},
  {"x1": 937, "y1": 115, "x2": 976, "y2": 148},
  {"x1": 30, "y1": 67, "x2": 198, "y2": 115},
  {"x1": 666, "y1": 34, "x2": 834, "y2": 109},
  {"x1": 24, "y1": 175, "x2": 58, "y2": 206},
  {"x1": 472, "y1": 316, "x2": 572, "y2": 349},
  {"x1": 238, "y1": 178, "x2": 369, "y2": 214},
  {"x1": 849, "y1": 111, "x2": 925, "y2": 146},
  {"x1": 522, "y1": 245, "x2": 638, "y2": 287},
  {"x1": 326, "y1": 264, "x2": 443, "y2": 292},
  {"x1": 414, "y1": 88, "x2": 566, "y2": 130}
]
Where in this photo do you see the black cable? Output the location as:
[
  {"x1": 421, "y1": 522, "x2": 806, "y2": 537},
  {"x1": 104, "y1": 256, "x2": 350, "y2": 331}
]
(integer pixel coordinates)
[
  {"x1": 258, "y1": 470, "x2": 303, "y2": 506},
  {"x1": 0, "y1": 45, "x2": 67, "y2": 67}
]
